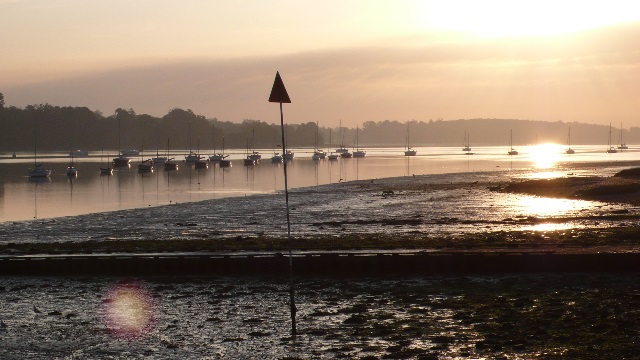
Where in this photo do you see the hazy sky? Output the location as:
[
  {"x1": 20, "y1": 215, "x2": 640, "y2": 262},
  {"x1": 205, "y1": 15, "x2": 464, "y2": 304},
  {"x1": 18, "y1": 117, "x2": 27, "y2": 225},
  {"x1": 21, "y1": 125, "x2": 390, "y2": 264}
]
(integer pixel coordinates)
[{"x1": 2, "y1": 0, "x2": 640, "y2": 127}]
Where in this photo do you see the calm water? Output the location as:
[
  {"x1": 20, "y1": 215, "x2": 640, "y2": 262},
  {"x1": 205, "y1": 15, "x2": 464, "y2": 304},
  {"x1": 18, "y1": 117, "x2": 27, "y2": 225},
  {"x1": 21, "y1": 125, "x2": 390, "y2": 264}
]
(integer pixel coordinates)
[{"x1": 0, "y1": 144, "x2": 636, "y2": 222}]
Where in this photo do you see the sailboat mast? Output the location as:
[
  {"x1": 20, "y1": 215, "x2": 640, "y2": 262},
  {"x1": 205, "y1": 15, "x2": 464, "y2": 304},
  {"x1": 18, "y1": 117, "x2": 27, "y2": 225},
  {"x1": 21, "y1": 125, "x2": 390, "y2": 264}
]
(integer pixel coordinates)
[{"x1": 33, "y1": 112, "x2": 37, "y2": 166}]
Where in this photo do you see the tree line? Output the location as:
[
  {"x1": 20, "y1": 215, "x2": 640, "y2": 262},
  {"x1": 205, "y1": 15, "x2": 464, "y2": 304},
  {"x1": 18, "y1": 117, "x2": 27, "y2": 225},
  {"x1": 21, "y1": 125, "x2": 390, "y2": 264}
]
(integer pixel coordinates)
[{"x1": 1, "y1": 92, "x2": 639, "y2": 152}]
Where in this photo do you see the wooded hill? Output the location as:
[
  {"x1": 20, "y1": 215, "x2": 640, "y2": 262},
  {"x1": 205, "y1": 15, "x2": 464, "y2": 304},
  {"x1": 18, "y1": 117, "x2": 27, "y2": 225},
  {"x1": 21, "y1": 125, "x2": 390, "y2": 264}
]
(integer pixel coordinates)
[{"x1": 0, "y1": 95, "x2": 638, "y2": 152}]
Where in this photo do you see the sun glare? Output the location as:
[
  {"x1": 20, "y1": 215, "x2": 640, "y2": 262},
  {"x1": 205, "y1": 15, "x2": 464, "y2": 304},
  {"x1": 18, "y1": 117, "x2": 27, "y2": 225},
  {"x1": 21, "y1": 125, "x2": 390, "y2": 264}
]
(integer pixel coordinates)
[
  {"x1": 417, "y1": 1, "x2": 640, "y2": 38},
  {"x1": 515, "y1": 196, "x2": 591, "y2": 218},
  {"x1": 529, "y1": 143, "x2": 562, "y2": 169}
]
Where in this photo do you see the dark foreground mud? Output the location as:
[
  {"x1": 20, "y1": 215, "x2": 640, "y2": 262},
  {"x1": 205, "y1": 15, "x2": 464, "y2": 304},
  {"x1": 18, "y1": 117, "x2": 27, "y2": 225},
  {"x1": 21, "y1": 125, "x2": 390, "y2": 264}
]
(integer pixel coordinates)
[{"x1": 2, "y1": 274, "x2": 640, "y2": 359}]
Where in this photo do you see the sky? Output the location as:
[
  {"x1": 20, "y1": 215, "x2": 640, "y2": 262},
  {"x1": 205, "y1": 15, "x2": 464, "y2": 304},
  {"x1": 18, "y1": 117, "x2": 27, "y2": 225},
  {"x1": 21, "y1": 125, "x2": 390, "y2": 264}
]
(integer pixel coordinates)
[{"x1": 2, "y1": 0, "x2": 640, "y2": 128}]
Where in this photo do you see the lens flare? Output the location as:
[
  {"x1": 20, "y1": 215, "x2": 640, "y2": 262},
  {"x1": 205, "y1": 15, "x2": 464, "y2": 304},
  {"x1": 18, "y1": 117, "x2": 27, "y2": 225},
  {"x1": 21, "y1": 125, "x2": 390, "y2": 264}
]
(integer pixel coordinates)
[{"x1": 101, "y1": 280, "x2": 155, "y2": 339}]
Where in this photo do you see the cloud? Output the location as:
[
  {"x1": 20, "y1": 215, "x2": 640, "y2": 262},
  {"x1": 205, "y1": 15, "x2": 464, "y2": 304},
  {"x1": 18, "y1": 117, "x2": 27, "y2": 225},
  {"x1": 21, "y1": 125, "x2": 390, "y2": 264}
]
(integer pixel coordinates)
[{"x1": 5, "y1": 22, "x2": 640, "y2": 127}]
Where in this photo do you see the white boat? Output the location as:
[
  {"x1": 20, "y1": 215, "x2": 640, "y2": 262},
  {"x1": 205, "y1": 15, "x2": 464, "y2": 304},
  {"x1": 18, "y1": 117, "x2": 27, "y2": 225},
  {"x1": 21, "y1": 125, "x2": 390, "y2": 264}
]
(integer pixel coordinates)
[
  {"x1": 100, "y1": 149, "x2": 113, "y2": 175},
  {"x1": 335, "y1": 120, "x2": 348, "y2": 153},
  {"x1": 195, "y1": 159, "x2": 208, "y2": 169},
  {"x1": 271, "y1": 152, "x2": 283, "y2": 163},
  {"x1": 462, "y1": 131, "x2": 471, "y2": 152},
  {"x1": 508, "y1": 129, "x2": 518, "y2": 155},
  {"x1": 209, "y1": 124, "x2": 226, "y2": 162},
  {"x1": 28, "y1": 115, "x2": 51, "y2": 178},
  {"x1": 248, "y1": 151, "x2": 261, "y2": 163},
  {"x1": 618, "y1": 123, "x2": 628, "y2": 150},
  {"x1": 209, "y1": 153, "x2": 226, "y2": 162},
  {"x1": 29, "y1": 164, "x2": 51, "y2": 178},
  {"x1": 66, "y1": 156, "x2": 77, "y2": 176},
  {"x1": 164, "y1": 157, "x2": 178, "y2": 170},
  {"x1": 219, "y1": 136, "x2": 232, "y2": 167},
  {"x1": 312, "y1": 121, "x2": 326, "y2": 160},
  {"x1": 327, "y1": 129, "x2": 339, "y2": 160},
  {"x1": 152, "y1": 155, "x2": 167, "y2": 165},
  {"x1": 353, "y1": 150, "x2": 366, "y2": 158},
  {"x1": 243, "y1": 139, "x2": 257, "y2": 166},
  {"x1": 112, "y1": 154, "x2": 130, "y2": 167},
  {"x1": 113, "y1": 115, "x2": 131, "y2": 166},
  {"x1": 100, "y1": 166, "x2": 113, "y2": 175},
  {"x1": 352, "y1": 126, "x2": 366, "y2": 158},
  {"x1": 185, "y1": 151, "x2": 202, "y2": 162},
  {"x1": 138, "y1": 159, "x2": 153, "y2": 172},
  {"x1": 607, "y1": 123, "x2": 618, "y2": 153},
  {"x1": 566, "y1": 127, "x2": 575, "y2": 154},
  {"x1": 283, "y1": 150, "x2": 295, "y2": 161},
  {"x1": 152, "y1": 140, "x2": 168, "y2": 165},
  {"x1": 404, "y1": 122, "x2": 417, "y2": 156},
  {"x1": 313, "y1": 149, "x2": 326, "y2": 160}
]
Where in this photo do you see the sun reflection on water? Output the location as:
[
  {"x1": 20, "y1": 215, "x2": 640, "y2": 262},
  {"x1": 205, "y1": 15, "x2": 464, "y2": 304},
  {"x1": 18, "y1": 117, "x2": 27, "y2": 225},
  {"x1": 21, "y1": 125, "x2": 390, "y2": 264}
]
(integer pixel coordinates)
[
  {"x1": 529, "y1": 143, "x2": 563, "y2": 169},
  {"x1": 513, "y1": 195, "x2": 596, "y2": 218},
  {"x1": 522, "y1": 223, "x2": 575, "y2": 232}
]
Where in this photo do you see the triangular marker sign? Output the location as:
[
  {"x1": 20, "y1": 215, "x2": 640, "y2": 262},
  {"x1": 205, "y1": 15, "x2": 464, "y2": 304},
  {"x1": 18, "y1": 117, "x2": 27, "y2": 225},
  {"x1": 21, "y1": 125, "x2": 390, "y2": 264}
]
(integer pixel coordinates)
[{"x1": 268, "y1": 71, "x2": 291, "y2": 103}]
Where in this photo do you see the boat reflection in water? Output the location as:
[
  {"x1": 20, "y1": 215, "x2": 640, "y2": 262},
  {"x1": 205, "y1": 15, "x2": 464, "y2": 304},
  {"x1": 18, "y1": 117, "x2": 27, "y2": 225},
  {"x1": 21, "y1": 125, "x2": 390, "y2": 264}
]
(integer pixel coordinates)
[{"x1": 0, "y1": 145, "x2": 634, "y2": 222}]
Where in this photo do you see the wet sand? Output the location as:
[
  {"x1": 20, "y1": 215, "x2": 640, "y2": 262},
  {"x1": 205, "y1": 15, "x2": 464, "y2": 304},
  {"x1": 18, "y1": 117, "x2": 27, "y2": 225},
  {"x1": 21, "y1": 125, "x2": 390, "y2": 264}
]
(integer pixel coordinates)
[{"x1": 1, "y1": 162, "x2": 640, "y2": 256}]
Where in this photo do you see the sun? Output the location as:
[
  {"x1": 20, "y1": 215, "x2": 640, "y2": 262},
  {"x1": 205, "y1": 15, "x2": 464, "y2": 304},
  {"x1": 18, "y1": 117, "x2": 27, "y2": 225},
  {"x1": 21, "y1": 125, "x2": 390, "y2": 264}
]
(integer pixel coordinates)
[
  {"x1": 415, "y1": 0, "x2": 640, "y2": 38},
  {"x1": 529, "y1": 143, "x2": 563, "y2": 169}
]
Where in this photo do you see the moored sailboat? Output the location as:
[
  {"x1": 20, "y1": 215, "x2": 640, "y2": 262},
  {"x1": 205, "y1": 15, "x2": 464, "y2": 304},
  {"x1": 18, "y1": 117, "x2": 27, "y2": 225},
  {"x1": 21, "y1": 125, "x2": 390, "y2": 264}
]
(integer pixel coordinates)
[
  {"x1": 353, "y1": 125, "x2": 366, "y2": 158},
  {"x1": 607, "y1": 123, "x2": 618, "y2": 153},
  {"x1": 28, "y1": 114, "x2": 51, "y2": 178},
  {"x1": 404, "y1": 122, "x2": 417, "y2": 156},
  {"x1": 565, "y1": 127, "x2": 575, "y2": 154},
  {"x1": 618, "y1": 123, "x2": 628, "y2": 150},
  {"x1": 462, "y1": 131, "x2": 471, "y2": 152},
  {"x1": 507, "y1": 129, "x2": 518, "y2": 155},
  {"x1": 112, "y1": 114, "x2": 130, "y2": 166}
]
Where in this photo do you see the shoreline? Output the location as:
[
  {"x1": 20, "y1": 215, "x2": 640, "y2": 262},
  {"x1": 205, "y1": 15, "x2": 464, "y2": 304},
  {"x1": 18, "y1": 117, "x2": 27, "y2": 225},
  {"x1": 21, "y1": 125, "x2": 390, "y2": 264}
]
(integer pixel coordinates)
[{"x1": 2, "y1": 161, "x2": 640, "y2": 258}]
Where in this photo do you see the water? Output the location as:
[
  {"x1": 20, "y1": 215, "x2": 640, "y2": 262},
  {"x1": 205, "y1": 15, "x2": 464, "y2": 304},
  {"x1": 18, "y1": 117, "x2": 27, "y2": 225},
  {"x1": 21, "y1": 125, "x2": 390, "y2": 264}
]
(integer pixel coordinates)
[
  {"x1": 0, "y1": 144, "x2": 636, "y2": 222},
  {"x1": 2, "y1": 145, "x2": 640, "y2": 358}
]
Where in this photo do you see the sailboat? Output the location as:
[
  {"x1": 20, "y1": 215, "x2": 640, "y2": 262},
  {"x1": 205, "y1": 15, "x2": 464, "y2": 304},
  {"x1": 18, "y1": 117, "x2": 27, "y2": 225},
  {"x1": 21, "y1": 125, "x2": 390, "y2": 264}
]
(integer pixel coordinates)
[
  {"x1": 193, "y1": 139, "x2": 208, "y2": 169},
  {"x1": 248, "y1": 128, "x2": 262, "y2": 162},
  {"x1": 66, "y1": 155, "x2": 77, "y2": 177},
  {"x1": 184, "y1": 122, "x2": 202, "y2": 162},
  {"x1": 270, "y1": 129, "x2": 283, "y2": 163},
  {"x1": 404, "y1": 122, "x2": 417, "y2": 156},
  {"x1": 335, "y1": 120, "x2": 349, "y2": 154},
  {"x1": 312, "y1": 121, "x2": 326, "y2": 160},
  {"x1": 565, "y1": 127, "x2": 575, "y2": 154},
  {"x1": 137, "y1": 148, "x2": 153, "y2": 172},
  {"x1": 607, "y1": 123, "x2": 618, "y2": 153},
  {"x1": 219, "y1": 137, "x2": 232, "y2": 168},
  {"x1": 507, "y1": 129, "x2": 518, "y2": 155},
  {"x1": 100, "y1": 148, "x2": 113, "y2": 175},
  {"x1": 353, "y1": 125, "x2": 366, "y2": 158},
  {"x1": 163, "y1": 137, "x2": 179, "y2": 170},
  {"x1": 152, "y1": 143, "x2": 168, "y2": 165},
  {"x1": 618, "y1": 123, "x2": 628, "y2": 150},
  {"x1": 462, "y1": 131, "x2": 471, "y2": 152},
  {"x1": 28, "y1": 114, "x2": 52, "y2": 178},
  {"x1": 112, "y1": 114, "x2": 131, "y2": 167},
  {"x1": 327, "y1": 129, "x2": 339, "y2": 160},
  {"x1": 244, "y1": 138, "x2": 257, "y2": 166},
  {"x1": 209, "y1": 124, "x2": 225, "y2": 162}
]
